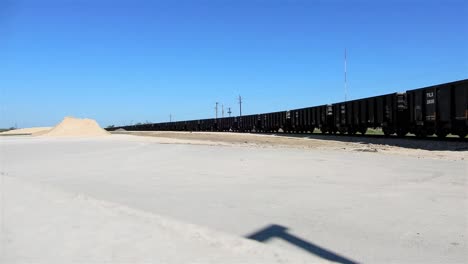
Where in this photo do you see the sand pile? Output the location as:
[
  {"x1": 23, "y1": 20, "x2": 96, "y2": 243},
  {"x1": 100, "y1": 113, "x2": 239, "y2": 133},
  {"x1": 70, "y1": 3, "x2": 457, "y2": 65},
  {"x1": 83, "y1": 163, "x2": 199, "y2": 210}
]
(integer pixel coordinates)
[
  {"x1": 0, "y1": 127, "x2": 52, "y2": 135},
  {"x1": 41, "y1": 117, "x2": 110, "y2": 137}
]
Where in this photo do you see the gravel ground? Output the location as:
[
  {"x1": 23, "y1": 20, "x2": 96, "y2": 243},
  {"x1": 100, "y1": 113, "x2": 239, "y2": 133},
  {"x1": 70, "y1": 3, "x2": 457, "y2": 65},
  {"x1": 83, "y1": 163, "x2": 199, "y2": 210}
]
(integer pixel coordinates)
[
  {"x1": 1, "y1": 135, "x2": 467, "y2": 263},
  {"x1": 113, "y1": 131, "x2": 468, "y2": 161},
  {"x1": 1, "y1": 176, "x2": 322, "y2": 264}
]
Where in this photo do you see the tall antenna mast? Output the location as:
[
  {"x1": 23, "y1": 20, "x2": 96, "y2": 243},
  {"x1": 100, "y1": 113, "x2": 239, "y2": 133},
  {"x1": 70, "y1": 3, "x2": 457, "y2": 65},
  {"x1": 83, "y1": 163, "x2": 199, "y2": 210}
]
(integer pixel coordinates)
[
  {"x1": 344, "y1": 48, "x2": 348, "y2": 102},
  {"x1": 238, "y1": 95, "x2": 242, "y2": 117}
]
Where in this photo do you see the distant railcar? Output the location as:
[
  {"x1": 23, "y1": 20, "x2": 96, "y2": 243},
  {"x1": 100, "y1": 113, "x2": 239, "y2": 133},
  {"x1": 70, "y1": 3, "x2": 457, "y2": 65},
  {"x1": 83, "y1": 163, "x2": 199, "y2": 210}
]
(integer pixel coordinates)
[{"x1": 106, "y1": 79, "x2": 468, "y2": 138}]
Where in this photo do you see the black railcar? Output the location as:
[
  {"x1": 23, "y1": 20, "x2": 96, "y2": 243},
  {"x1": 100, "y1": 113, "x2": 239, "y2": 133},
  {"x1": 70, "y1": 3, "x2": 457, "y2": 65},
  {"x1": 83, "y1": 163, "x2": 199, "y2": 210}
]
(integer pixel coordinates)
[
  {"x1": 315, "y1": 104, "x2": 334, "y2": 134},
  {"x1": 106, "y1": 79, "x2": 467, "y2": 138},
  {"x1": 407, "y1": 79, "x2": 468, "y2": 138}
]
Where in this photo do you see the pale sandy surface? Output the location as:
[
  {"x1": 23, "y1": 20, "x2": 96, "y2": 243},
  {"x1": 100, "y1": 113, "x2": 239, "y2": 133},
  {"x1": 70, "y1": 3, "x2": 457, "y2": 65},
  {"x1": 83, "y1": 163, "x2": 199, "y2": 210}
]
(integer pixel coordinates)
[
  {"x1": 1, "y1": 176, "x2": 322, "y2": 264},
  {"x1": 42, "y1": 116, "x2": 110, "y2": 137},
  {"x1": 1, "y1": 134, "x2": 467, "y2": 263},
  {"x1": 114, "y1": 131, "x2": 468, "y2": 161},
  {"x1": 0, "y1": 117, "x2": 110, "y2": 137},
  {"x1": 0, "y1": 127, "x2": 52, "y2": 135}
]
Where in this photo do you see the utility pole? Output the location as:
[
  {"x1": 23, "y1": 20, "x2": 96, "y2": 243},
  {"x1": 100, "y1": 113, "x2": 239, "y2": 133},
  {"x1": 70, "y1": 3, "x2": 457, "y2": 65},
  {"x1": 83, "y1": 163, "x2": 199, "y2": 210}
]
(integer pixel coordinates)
[
  {"x1": 228, "y1": 107, "x2": 232, "y2": 117},
  {"x1": 238, "y1": 95, "x2": 242, "y2": 117},
  {"x1": 169, "y1": 114, "x2": 172, "y2": 122},
  {"x1": 344, "y1": 48, "x2": 348, "y2": 102},
  {"x1": 221, "y1": 104, "x2": 224, "y2": 118},
  {"x1": 215, "y1": 102, "x2": 219, "y2": 119}
]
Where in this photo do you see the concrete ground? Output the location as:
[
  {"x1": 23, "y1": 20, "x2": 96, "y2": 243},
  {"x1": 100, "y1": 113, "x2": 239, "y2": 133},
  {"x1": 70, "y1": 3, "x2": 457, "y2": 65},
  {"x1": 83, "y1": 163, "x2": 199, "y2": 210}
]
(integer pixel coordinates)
[{"x1": 1, "y1": 134, "x2": 467, "y2": 263}]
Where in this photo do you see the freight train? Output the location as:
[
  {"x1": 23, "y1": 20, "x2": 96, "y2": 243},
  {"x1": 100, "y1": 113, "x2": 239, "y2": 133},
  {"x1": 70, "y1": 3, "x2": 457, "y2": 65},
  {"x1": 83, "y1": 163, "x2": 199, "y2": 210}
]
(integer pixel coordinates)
[{"x1": 109, "y1": 79, "x2": 468, "y2": 138}]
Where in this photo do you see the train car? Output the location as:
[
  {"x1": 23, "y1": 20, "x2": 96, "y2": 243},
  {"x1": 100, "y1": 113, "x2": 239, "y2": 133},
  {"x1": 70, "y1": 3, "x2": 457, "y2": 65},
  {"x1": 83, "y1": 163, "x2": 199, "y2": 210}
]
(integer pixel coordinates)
[
  {"x1": 187, "y1": 120, "x2": 198, "y2": 131},
  {"x1": 290, "y1": 109, "x2": 299, "y2": 132},
  {"x1": 333, "y1": 99, "x2": 359, "y2": 135},
  {"x1": 310, "y1": 107, "x2": 318, "y2": 132},
  {"x1": 345, "y1": 101, "x2": 355, "y2": 134},
  {"x1": 264, "y1": 112, "x2": 274, "y2": 132},
  {"x1": 267, "y1": 111, "x2": 285, "y2": 132},
  {"x1": 289, "y1": 107, "x2": 314, "y2": 133},
  {"x1": 333, "y1": 102, "x2": 346, "y2": 134},
  {"x1": 219, "y1": 117, "x2": 229, "y2": 131},
  {"x1": 372, "y1": 93, "x2": 409, "y2": 136},
  {"x1": 303, "y1": 107, "x2": 314, "y2": 132},
  {"x1": 361, "y1": 96, "x2": 375, "y2": 132},
  {"x1": 311, "y1": 106, "x2": 321, "y2": 133},
  {"x1": 283, "y1": 110, "x2": 292, "y2": 132},
  {"x1": 278, "y1": 111, "x2": 287, "y2": 132},
  {"x1": 198, "y1": 119, "x2": 207, "y2": 131},
  {"x1": 407, "y1": 79, "x2": 468, "y2": 138},
  {"x1": 315, "y1": 104, "x2": 333, "y2": 134},
  {"x1": 238, "y1": 115, "x2": 253, "y2": 132},
  {"x1": 110, "y1": 79, "x2": 466, "y2": 138},
  {"x1": 452, "y1": 80, "x2": 468, "y2": 138},
  {"x1": 231, "y1": 116, "x2": 239, "y2": 131}
]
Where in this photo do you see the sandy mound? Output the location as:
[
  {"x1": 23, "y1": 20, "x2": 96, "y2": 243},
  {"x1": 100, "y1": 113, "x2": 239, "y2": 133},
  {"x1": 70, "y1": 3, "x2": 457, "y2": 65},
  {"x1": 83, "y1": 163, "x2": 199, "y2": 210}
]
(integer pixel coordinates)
[
  {"x1": 42, "y1": 117, "x2": 110, "y2": 137},
  {"x1": 0, "y1": 127, "x2": 52, "y2": 135}
]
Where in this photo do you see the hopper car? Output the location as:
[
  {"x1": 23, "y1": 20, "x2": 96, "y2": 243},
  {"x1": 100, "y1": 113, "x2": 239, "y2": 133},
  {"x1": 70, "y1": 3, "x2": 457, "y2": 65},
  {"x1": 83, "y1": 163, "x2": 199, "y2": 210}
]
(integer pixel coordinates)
[{"x1": 109, "y1": 79, "x2": 468, "y2": 138}]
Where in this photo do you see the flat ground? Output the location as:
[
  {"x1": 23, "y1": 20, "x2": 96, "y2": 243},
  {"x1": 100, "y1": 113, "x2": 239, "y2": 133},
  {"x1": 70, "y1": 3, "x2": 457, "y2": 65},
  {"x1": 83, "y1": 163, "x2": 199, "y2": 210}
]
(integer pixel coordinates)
[
  {"x1": 115, "y1": 131, "x2": 467, "y2": 160},
  {"x1": 1, "y1": 133, "x2": 467, "y2": 263}
]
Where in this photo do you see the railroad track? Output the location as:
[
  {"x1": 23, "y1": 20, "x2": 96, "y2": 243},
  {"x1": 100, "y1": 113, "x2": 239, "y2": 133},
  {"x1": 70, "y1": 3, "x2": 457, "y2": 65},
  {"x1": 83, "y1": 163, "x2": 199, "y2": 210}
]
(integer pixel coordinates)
[{"x1": 258, "y1": 131, "x2": 468, "y2": 142}]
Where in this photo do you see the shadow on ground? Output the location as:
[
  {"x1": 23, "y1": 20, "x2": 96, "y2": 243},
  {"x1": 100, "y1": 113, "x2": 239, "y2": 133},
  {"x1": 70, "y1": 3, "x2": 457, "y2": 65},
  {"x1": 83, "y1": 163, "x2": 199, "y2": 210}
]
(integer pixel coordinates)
[
  {"x1": 269, "y1": 132, "x2": 468, "y2": 151},
  {"x1": 246, "y1": 224, "x2": 358, "y2": 264}
]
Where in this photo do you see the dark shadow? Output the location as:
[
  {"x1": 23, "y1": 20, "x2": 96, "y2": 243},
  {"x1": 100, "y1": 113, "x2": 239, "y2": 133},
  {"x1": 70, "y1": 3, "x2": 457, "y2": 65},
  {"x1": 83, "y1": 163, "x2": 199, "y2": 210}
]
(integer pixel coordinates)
[
  {"x1": 246, "y1": 224, "x2": 358, "y2": 264},
  {"x1": 267, "y1": 132, "x2": 468, "y2": 151}
]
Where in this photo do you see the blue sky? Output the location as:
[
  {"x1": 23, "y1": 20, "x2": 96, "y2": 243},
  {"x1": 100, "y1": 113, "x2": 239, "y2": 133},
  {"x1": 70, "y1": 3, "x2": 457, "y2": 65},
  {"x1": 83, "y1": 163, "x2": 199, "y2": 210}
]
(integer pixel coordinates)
[{"x1": 1, "y1": 0, "x2": 467, "y2": 128}]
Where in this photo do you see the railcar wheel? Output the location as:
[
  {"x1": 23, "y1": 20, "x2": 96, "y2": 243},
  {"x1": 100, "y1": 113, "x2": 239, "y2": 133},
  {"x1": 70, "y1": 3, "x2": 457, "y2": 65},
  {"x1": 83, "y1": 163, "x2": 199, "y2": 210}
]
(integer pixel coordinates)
[
  {"x1": 359, "y1": 127, "x2": 367, "y2": 135},
  {"x1": 383, "y1": 128, "x2": 392, "y2": 137},
  {"x1": 415, "y1": 129, "x2": 427, "y2": 138},
  {"x1": 436, "y1": 131, "x2": 448, "y2": 138},
  {"x1": 458, "y1": 131, "x2": 467, "y2": 138},
  {"x1": 396, "y1": 129, "x2": 408, "y2": 137}
]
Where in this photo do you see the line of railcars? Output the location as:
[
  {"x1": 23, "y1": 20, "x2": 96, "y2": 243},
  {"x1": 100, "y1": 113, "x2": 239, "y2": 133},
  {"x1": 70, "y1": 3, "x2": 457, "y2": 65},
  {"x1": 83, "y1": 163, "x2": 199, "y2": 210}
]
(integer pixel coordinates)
[{"x1": 110, "y1": 79, "x2": 468, "y2": 138}]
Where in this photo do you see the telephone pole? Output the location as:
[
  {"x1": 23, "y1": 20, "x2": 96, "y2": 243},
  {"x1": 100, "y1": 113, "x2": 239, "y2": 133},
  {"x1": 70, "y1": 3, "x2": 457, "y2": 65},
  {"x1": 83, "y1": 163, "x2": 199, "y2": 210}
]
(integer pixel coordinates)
[
  {"x1": 221, "y1": 104, "x2": 224, "y2": 117},
  {"x1": 169, "y1": 114, "x2": 172, "y2": 122},
  {"x1": 238, "y1": 95, "x2": 242, "y2": 117},
  {"x1": 215, "y1": 102, "x2": 219, "y2": 119},
  {"x1": 228, "y1": 107, "x2": 232, "y2": 117}
]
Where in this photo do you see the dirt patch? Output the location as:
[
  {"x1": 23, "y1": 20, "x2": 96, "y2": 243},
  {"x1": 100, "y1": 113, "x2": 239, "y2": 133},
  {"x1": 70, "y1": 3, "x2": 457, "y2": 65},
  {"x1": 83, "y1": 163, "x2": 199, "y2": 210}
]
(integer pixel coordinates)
[
  {"x1": 113, "y1": 131, "x2": 467, "y2": 161},
  {"x1": 115, "y1": 131, "x2": 342, "y2": 149}
]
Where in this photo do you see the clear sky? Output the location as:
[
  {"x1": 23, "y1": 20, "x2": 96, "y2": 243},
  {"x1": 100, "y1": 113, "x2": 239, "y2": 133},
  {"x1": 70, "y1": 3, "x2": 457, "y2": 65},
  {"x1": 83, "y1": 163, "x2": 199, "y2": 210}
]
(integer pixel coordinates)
[{"x1": 1, "y1": 0, "x2": 467, "y2": 128}]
